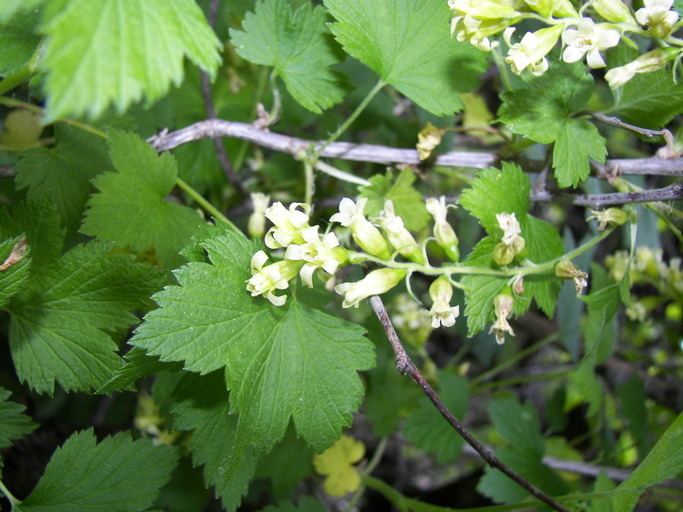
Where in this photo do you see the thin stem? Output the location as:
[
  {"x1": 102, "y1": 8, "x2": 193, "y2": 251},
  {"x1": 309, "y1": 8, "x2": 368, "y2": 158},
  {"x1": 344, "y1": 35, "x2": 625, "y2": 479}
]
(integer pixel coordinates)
[
  {"x1": 319, "y1": 80, "x2": 385, "y2": 151},
  {"x1": 591, "y1": 112, "x2": 669, "y2": 139},
  {"x1": 473, "y1": 367, "x2": 573, "y2": 394},
  {"x1": 314, "y1": 160, "x2": 371, "y2": 186},
  {"x1": 175, "y1": 177, "x2": 238, "y2": 230},
  {"x1": 0, "y1": 479, "x2": 19, "y2": 509},
  {"x1": 304, "y1": 162, "x2": 314, "y2": 204},
  {"x1": 369, "y1": 296, "x2": 571, "y2": 512}
]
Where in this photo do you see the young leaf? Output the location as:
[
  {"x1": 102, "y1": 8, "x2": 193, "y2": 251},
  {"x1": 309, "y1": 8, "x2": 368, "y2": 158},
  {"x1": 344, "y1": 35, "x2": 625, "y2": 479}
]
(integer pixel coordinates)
[
  {"x1": 324, "y1": 0, "x2": 487, "y2": 116},
  {"x1": 612, "y1": 412, "x2": 683, "y2": 511},
  {"x1": 8, "y1": 242, "x2": 163, "y2": 394},
  {"x1": 170, "y1": 372, "x2": 258, "y2": 512},
  {"x1": 40, "y1": 0, "x2": 221, "y2": 120},
  {"x1": 360, "y1": 169, "x2": 430, "y2": 231},
  {"x1": 131, "y1": 231, "x2": 375, "y2": 453},
  {"x1": 553, "y1": 118, "x2": 607, "y2": 188},
  {"x1": 15, "y1": 429, "x2": 178, "y2": 512},
  {"x1": 0, "y1": 387, "x2": 37, "y2": 451},
  {"x1": 403, "y1": 373, "x2": 469, "y2": 463},
  {"x1": 229, "y1": 0, "x2": 345, "y2": 113},
  {"x1": 16, "y1": 125, "x2": 111, "y2": 230},
  {"x1": 81, "y1": 130, "x2": 203, "y2": 267}
]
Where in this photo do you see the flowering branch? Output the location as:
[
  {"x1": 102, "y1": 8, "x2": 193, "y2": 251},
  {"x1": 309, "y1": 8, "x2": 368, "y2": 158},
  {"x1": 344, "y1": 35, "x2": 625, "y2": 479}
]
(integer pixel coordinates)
[{"x1": 368, "y1": 295, "x2": 570, "y2": 512}]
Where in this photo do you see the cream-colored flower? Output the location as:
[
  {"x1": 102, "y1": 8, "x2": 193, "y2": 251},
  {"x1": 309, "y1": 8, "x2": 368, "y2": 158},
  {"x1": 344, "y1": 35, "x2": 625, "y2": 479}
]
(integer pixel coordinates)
[
  {"x1": 587, "y1": 207, "x2": 629, "y2": 230},
  {"x1": 448, "y1": 0, "x2": 521, "y2": 52},
  {"x1": 561, "y1": 18, "x2": 620, "y2": 69},
  {"x1": 247, "y1": 192, "x2": 270, "y2": 238},
  {"x1": 592, "y1": 0, "x2": 636, "y2": 23},
  {"x1": 331, "y1": 197, "x2": 390, "y2": 259},
  {"x1": 496, "y1": 212, "x2": 521, "y2": 245},
  {"x1": 635, "y1": 0, "x2": 679, "y2": 37},
  {"x1": 246, "y1": 250, "x2": 301, "y2": 306},
  {"x1": 335, "y1": 268, "x2": 406, "y2": 308},
  {"x1": 555, "y1": 259, "x2": 589, "y2": 295},
  {"x1": 426, "y1": 196, "x2": 459, "y2": 261},
  {"x1": 489, "y1": 294, "x2": 515, "y2": 344},
  {"x1": 285, "y1": 226, "x2": 347, "y2": 287},
  {"x1": 264, "y1": 202, "x2": 311, "y2": 249},
  {"x1": 504, "y1": 25, "x2": 563, "y2": 75},
  {"x1": 605, "y1": 49, "x2": 675, "y2": 88},
  {"x1": 428, "y1": 276, "x2": 460, "y2": 328},
  {"x1": 375, "y1": 200, "x2": 424, "y2": 263}
]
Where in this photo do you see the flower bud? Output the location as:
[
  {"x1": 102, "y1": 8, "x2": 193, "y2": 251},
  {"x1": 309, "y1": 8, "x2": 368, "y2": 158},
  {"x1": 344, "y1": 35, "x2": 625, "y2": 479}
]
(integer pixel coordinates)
[
  {"x1": 512, "y1": 275, "x2": 525, "y2": 295},
  {"x1": 376, "y1": 200, "x2": 425, "y2": 264},
  {"x1": 426, "y1": 197, "x2": 460, "y2": 261},
  {"x1": 605, "y1": 49, "x2": 676, "y2": 88},
  {"x1": 246, "y1": 251, "x2": 302, "y2": 306},
  {"x1": 524, "y1": 0, "x2": 577, "y2": 18},
  {"x1": 490, "y1": 293, "x2": 515, "y2": 344},
  {"x1": 428, "y1": 276, "x2": 460, "y2": 328},
  {"x1": 247, "y1": 193, "x2": 270, "y2": 238},
  {"x1": 330, "y1": 197, "x2": 391, "y2": 259},
  {"x1": 504, "y1": 24, "x2": 563, "y2": 76},
  {"x1": 555, "y1": 259, "x2": 589, "y2": 295},
  {"x1": 587, "y1": 207, "x2": 630, "y2": 231},
  {"x1": 493, "y1": 242, "x2": 516, "y2": 266},
  {"x1": 417, "y1": 123, "x2": 445, "y2": 161},
  {"x1": 335, "y1": 268, "x2": 406, "y2": 308},
  {"x1": 593, "y1": 0, "x2": 636, "y2": 23}
]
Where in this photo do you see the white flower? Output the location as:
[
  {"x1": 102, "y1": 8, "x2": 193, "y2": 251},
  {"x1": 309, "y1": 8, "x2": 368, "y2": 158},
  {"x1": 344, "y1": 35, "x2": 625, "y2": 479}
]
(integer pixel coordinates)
[
  {"x1": 636, "y1": 0, "x2": 679, "y2": 37},
  {"x1": 504, "y1": 25, "x2": 563, "y2": 76},
  {"x1": 428, "y1": 277, "x2": 460, "y2": 328},
  {"x1": 426, "y1": 196, "x2": 459, "y2": 261},
  {"x1": 330, "y1": 197, "x2": 390, "y2": 259},
  {"x1": 375, "y1": 200, "x2": 423, "y2": 263},
  {"x1": 247, "y1": 193, "x2": 270, "y2": 238},
  {"x1": 284, "y1": 226, "x2": 347, "y2": 287},
  {"x1": 335, "y1": 268, "x2": 406, "y2": 308},
  {"x1": 489, "y1": 294, "x2": 515, "y2": 344},
  {"x1": 561, "y1": 18, "x2": 620, "y2": 69},
  {"x1": 605, "y1": 49, "x2": 675, "y2": 88},
  {"x1": 264, "y1": 202, "x2": 311, "y2": 249},
  {"x1": 496, "y1": 212, "x2": 521, "y2": 245},
  {"x1": 246, "y1": 250, "x2": 301, "y2": 306},
  {"x1": 555, "y1": 260, "x2": 589, "y2": 295}
]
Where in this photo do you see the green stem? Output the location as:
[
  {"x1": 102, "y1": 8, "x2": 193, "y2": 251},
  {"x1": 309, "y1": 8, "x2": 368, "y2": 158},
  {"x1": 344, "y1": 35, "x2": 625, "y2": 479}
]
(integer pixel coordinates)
[
  {"x1": 176, "y1": 177, "x2": 238, "y2": 230},
  {"x1": 344, "y1": 437, "x2": 389, "y2": 512},
  {"x1": 304, "y1": 161, "x2": 314, "y2": 204},
  {"x1": 473, "y1": 367, "x2": 572, "y2": 394},
  {"x1": 319, "y1": 80, "x2": 385, "y2": 151},
  {"x1": 0, "y1": 479, "x2": 20, "y2": 509}
]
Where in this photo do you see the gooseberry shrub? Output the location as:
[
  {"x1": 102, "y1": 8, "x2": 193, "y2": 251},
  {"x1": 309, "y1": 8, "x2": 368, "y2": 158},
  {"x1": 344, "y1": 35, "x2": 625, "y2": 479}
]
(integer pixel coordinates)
[{"x1": 0, "y1": 0, "x2": 682, "y2": 511}]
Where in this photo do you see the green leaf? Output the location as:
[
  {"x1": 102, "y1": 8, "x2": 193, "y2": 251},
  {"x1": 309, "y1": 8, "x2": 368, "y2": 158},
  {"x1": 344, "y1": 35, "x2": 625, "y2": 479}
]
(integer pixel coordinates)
[
  {"x1": 324, "y1": 0, "x2": 486, "y2": 116},
  {"x1": 0, "y1": 9, "x2": 40, "y2": 75},
  {"x1": 81, "y1": 130, "x2": 203, "y2": 268},
  {"x1": 403, "y1": 373, "x2": 468, "y2": 463},
  {"x1": 0, "y1": 235, "x2": 31, "y2": 309},
  {"x1": 256, "y1": 424, "x2": 314, "y2": 498},
  {"x1": 40, "y1": 0, "x2": 221, "y2": 120},
  {"x1": 229, "y1": 0, "x2": 344, "y2": 113},
  {"x1": 170, "y1": 372, "x2": 258, "y2": 512},
  {"x1": 459, "y1": 163, "x2": 530, "y2": 234},
  {"x1": 498, "y1": 63, "x2": 594, "y2": 144},
  {"x1": 0, "y1": 387, "x2": 37, "y2": 451},
  {"x1": 98, "y1": 347, "x2": 182, "y2": 393},
  {"x1": 612, "y1": 412, "x2": 683, "y2": 511},
  {"x1": 16, "y1": 125, "x2": 111, "y2": 230},
  {"x1": 131, "y1": 231, "x2": 375, "y2": 452},
  {"x1": 360, "y1": 169, "x2": 430, "y2": 231},
  {"x1": 553, "y1": 118, "x2": 607, "y2": 188},
  {"x1": 262, "y1": 497, "x2": 326, "y2": 512},
  {"x1": 16, "y1": 429, "x2": 178, "y2": 512},
  {"x1": 8, "y1": 241, "x2": 163, "y2": 394},
  {"x1": 522, "y1": 216, "x2": 564, "y2": 317},
  {"x1": 617, "y1": 376, "x2": 650, "y2": 457},
  {"x1": 0, "y1": 0, "x2": 43, "y2": 23}
]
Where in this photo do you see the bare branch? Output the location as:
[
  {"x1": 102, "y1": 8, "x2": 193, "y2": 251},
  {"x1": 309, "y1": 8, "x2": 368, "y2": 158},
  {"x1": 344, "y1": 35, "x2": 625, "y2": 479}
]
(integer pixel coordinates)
[
  {"x1": 369, "y1": 295, "x2": 571, "y2": 512},
  {"x1": 147, "y1": 119, "x2": 683, "y2": 177},
  {"x1": 592, "y1": 112, "x2": 669, "y2": 139},
  {"x1": 572, "y1": 183, "x2": 683, "y2": 209}
]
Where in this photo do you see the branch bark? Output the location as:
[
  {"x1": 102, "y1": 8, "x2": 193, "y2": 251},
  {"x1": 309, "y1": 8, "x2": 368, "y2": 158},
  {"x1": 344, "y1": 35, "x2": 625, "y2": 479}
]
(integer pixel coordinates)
[
  {"x1": 369, "y1": 295, "x2": 571, "y2": 512},
  {"x1": 147, "y1": 119, "x2": 683, "y2": 177}
]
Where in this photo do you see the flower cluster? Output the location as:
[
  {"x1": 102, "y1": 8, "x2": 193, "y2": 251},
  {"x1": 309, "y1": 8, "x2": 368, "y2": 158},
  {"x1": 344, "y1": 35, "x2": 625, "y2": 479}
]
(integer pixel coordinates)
[{"x1": 448, "y1": 0, "x2": 682, "y2": 86}]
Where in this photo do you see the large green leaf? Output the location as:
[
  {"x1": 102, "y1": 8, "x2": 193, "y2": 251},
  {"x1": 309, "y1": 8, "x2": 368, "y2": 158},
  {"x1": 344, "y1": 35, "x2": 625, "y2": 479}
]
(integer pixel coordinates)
[
  {"x1": 229, "y1": 0, "x2": 345, "y2": 113},
  {"x1": 131, "y1": 231, "x2": 375, "y2": 453},
  {"x1": 0, "y1": 235, "x2": 31, "y2": 309},
  {"x1": 324, "y1": 0, "x2": 487, "y2": 116},
  {"x1": 0, "y1": 387, "x2": 37, "y2": 451},
  {"x1": 16, "y1": 429, "x2": 178, "y2": 512},
  {"x1": 553, "y1": 118, "x2": 606, "y2": 188},
  {"x1": 40, "y1": 0, "x2": 221, "y2": 120},
  {"x1": 0, "y1": 9, "x2": 40, "y2": 75}
]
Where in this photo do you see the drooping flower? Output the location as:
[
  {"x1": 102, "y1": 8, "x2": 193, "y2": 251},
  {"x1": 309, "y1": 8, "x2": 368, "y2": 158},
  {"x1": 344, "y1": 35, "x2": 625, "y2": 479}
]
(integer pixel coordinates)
[
  {"x1": 284, "y1": 226, "x2": 348, "y2": 287},
  {"x1": 426, "y1": 196, "x2": 459, "y2": 261},
  {"x1": 247, "y1": 192, "x2": 270, "y2": 238},
  {"x1": 587, "y1": 207, "x2": 630, "y2": 230},
  {"x1": 246, "y1": 250, "x2": 302, "y2": 306},
  {"x1": 335, "y1": 268, "x2": 406, "y2": 308},
  {"x1": 264, "y1": 202, "x2": 311, "y2": 249},
  {"x1": 428, "y1": 276, "x2": 460, "y2": 328},
  {"x1": 493, "y1": 212, "x2": 525, "y2": 266},
  {"x1": 489, "y1": 293, "x2": 515, "y2": 344},
  {"x1": 375, "y1": 200, "x2": 424, "y2": 263},
  {"x1": 448, "y1": 0, "x2": 522, "y2": 51},
  {"x1": 504, "y1": 25, "x2": 564, "y2": 75},
  {"x1": 330, "y1": 197, "x2": 391, "y2": 259},
  {"x1": 605, "y1": 48, "x2": 676, "y2": 88},
  {"x1": 561, "y1": 18, "x2": 620, "y2": 69},
  {"x1": 555, "y1": 259, "x2": 589, "y2": 295},
  {"x1": 635, "y1": 0, "x2": 679, "y2": 38}
]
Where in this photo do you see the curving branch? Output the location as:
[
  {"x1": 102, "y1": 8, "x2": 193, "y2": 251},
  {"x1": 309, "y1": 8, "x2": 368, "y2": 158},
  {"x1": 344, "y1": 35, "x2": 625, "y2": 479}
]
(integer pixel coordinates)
[
  {"x1": 572, "y1": 183, "x2": 683, "y2": 209},
  {"x1": 369, "y1": 295, "x2": 571, "y2": 512},
  {"x1": 148, "y1": 119, "x2": 683, "y2": 176}
]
